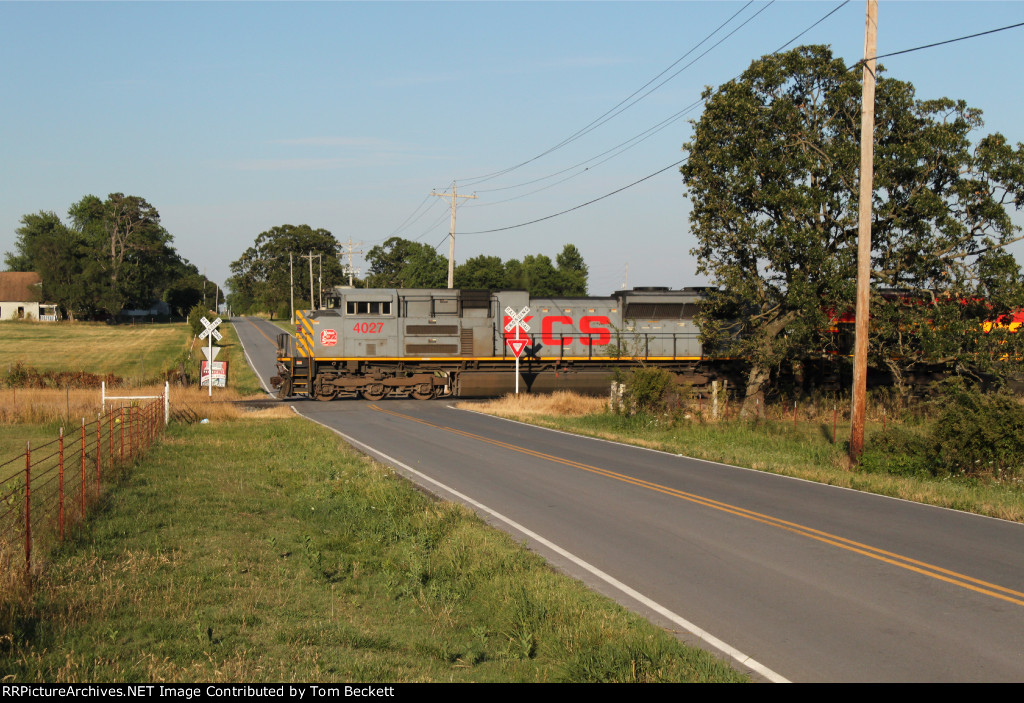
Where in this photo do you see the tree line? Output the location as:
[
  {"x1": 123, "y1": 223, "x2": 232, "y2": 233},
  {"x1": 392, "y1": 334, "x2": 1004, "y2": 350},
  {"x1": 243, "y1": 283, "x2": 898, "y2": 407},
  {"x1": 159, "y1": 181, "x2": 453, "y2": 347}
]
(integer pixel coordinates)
[
  {"x1": 4, "y1": 194, "x2": 220, "y2": 320},
  {"x1": 683, "y1": 45, "x2": 1024, "y2": 409},
  {"x1": 227, "y1": 226, "x2": 590, "y2": 319}
]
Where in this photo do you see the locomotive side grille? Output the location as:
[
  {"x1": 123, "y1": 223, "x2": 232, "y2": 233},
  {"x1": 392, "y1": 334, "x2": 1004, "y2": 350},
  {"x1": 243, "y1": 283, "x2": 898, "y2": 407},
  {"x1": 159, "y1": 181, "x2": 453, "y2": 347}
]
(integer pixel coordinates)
[
  {"x1": 460, "y1": 289, "x2": 491, "y2": 309},
  {"x1": 625, "y1": 303, "x2": 688, "y2": 319},
  {"x1": 406, "y1": 324, "x2": 459, "y2": 335},
  {"x1": 460, "y1": 328, "x2": 474, "y2": 355},
  {"x1": 406, "y1": 344, "x2": 458, "y2": 354}
]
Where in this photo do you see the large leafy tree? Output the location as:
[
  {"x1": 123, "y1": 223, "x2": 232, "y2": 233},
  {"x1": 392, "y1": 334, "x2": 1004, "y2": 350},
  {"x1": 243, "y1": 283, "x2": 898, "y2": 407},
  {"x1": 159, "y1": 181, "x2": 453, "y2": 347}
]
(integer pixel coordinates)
[
  {"x1": 453, "y1": 244, "x2": 590, "y2": 295},
  {"x1": 681, "y1": 45, "x2": 1024, "y2": 409},
  {"x1": 228, "y1": 224, "x2": 344, "y2": 317},
  {"x1": 364, "y1": 237, "x2": 447, "y2": 288},
  {"x1": 6, "y1": 196, "x2": 206, "y2": 318}
]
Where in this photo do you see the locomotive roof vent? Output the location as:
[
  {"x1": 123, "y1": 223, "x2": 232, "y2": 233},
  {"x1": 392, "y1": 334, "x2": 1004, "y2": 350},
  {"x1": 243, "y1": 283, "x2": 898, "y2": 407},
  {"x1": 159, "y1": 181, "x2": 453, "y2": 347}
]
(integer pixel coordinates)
[{"x1": 631, "y1": 286, "x2": 671, "y2": 292}]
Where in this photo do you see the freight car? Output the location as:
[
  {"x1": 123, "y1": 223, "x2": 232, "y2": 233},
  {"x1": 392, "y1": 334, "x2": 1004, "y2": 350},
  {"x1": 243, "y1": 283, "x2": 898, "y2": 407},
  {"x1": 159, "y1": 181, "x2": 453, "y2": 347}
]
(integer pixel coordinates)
[{"x1": 271, "y1": 286, "x2": 728, "y2": 400}]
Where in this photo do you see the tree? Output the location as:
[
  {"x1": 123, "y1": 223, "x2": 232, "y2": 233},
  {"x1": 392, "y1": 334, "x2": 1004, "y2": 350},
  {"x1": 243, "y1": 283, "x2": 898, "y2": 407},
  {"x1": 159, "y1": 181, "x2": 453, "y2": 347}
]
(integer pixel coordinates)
[
  {"x1": 556, "y1": 243, "x2": 589, "y2": 295},
  {"x1": 364, "y1": 237, "x2": 446, "y2": 288},
  {"x1": 681, "y1": 45, "x2": 1024, "y2": 412},
  {"x1": 228, "y1": 224, "x2": 344, "y2": 318},
  {"x1": 454, "y1": 255, "x2": 508, "y2": 290},
  {"x1": 6, "y1": 195, "x2": 207, "y2": 319}
]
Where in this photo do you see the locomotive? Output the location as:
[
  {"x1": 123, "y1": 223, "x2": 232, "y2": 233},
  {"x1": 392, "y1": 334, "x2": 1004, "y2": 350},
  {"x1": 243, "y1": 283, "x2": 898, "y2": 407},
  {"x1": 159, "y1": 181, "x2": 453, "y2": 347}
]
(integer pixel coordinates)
[{"x1": 271, "y1": 286, "x2": 727, "y2": 400}]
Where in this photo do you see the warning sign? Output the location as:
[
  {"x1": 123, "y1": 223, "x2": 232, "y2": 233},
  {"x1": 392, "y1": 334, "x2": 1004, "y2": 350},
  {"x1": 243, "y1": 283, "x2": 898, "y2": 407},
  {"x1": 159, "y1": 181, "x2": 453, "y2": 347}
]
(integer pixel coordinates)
[
  {"x1": 320, "y1": 329, "x2": 338, "y2": 346},
  {"x1": 506, "y1": 337, "x2": 528, "y2": 358}
]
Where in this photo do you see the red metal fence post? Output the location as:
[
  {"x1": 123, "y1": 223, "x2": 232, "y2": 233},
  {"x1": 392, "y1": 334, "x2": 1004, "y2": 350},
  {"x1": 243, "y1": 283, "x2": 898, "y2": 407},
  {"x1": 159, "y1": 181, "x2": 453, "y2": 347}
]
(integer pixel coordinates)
[
  {"x1": 25, "y1": 442, "x2": 31, "y2": 574},
  {"x1": 59, "y1": 427, "x2": 65, "y2": 541},
  {"x1": 109, "y1": 409, "x2": 113, "y2": 468},
  {"x1": 119, "y1": 406, "x2": 124, "y2": 463},
  {"x1": 96, "y1": 413, "x2": 101, "y2": 495},
  {"x1": 80, "y1": 417, "x2": 86, "y2": 519}
]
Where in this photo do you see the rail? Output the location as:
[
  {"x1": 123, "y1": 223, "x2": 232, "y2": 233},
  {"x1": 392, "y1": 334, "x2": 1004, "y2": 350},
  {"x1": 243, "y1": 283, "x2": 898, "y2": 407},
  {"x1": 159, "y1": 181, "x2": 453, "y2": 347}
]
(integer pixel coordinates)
[{"x1": 0, "y1": 398, "x2": 165, "y2": 578}]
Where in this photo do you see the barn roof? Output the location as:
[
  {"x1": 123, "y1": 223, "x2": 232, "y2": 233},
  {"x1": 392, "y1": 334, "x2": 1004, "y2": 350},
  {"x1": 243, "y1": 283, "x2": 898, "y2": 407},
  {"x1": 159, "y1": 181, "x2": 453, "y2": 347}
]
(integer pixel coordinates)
[{"x1": 0, "y1": 272, "x2": 43, "y2": 301}]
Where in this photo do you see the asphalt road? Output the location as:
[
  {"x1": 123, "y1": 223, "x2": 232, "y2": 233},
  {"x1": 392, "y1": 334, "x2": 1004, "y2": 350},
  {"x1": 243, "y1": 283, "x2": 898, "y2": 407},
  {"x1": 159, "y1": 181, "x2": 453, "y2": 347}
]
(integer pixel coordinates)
[{"x1": 232, "y1": 316, "x2": 1024, "y2": 682}]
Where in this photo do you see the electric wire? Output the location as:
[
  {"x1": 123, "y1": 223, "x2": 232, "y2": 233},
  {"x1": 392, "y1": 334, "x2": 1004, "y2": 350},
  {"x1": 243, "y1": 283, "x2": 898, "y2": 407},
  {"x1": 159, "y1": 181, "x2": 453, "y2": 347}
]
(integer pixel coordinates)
[
  {"x1": 388, "y1": 193, "x2": 435, "y2": 238},
  {"x1": 460, "y1": 158, "x2": 686, "y2": 235},
  {"x1": 456, "y1": 1, "x2": 765, "y2": 187},
  {"x1": 864, "y1": 20, "x2": 1024, "y2": 64},
  {"x1": 465, "y1": 0, "x2": 847, "y2": 202},
  {"x1": 452, "y1": 1, "x2": 852, "y2": 232}
]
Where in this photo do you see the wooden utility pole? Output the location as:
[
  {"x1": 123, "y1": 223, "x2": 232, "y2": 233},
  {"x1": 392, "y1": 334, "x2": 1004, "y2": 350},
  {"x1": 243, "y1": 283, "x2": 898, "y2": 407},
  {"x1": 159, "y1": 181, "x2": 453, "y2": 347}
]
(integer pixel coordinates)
[
  {"x1": 431, "y1": 182, "x2": 478, "y2": 288},
  {"x1": 850, "y1": 0, "x2": 878, "y2": 463},
  {"x1": 301, "y1": 251, "x2": 316, "y2": 310},
  {"x1": 342, "y1": 237, "x2": 364, "y2": 287}
]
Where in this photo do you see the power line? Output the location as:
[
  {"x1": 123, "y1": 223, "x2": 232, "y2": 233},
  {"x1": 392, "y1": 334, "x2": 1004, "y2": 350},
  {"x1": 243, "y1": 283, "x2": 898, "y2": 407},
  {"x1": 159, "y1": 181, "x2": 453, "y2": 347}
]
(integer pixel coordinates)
[
  {"x1": 867, "y1": 20, "x2": 1024, "y2": 63},
  {"x1": 771, "y1": 0, "x2": 849, "y2": 53},
  {"x1": 456, "y1": 1, "x2": 766, "y2": 187},
  {"x1": 463, "y1": 0, "x2": 847, "y2": 203},
  {"x1": 452, "y1": 1, "x2": 851, "y2": 234},
  {"x1": 460, "y1": 158, "x2": 686, "y2": 235}
]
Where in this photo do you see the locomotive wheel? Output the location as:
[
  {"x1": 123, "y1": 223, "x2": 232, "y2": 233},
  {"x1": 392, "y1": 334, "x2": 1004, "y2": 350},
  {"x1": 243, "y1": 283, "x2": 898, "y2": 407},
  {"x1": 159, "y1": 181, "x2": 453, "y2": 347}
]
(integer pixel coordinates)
[
  {"x1": 410, "y1": 384, "x2": 435, "y2": 401},
  {"x1": 361, "y1": 384, "x2": 387, "y2": 401},
  {"x1": 315, "y1": 388, "x2": 339, "y2": 401}
]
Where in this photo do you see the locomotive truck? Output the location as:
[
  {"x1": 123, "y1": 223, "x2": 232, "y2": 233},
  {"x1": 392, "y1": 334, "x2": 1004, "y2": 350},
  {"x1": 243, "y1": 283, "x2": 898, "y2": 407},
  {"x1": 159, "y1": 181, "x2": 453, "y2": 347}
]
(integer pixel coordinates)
[{"x1": 271, "y1": 286, "x2": 726, "y2": 400}]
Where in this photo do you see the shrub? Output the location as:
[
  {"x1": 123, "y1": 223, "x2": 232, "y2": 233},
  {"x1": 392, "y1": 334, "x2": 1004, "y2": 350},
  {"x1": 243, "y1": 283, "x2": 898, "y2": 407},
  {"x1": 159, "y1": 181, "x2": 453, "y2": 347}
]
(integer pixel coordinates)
[
  {"x1": 860, "y1": 426, "x2": 935, "y2": 478},
  {"x1": 622, "y1": 367, "x2": 676, "y2": 415},
  {"x1": 187, "y1": 303, "x2": 212, "y2": 337},
  {"x1": 931, "y1": 388, "x2": 1024, "y2": 479}
]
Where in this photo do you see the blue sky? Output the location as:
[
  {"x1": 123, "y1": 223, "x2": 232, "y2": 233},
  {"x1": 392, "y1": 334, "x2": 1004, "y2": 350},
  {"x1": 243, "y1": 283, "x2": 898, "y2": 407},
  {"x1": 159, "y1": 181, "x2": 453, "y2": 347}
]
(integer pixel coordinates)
[{"x1": 2, "y1": 1, "x2": 1023, "y2": 296}]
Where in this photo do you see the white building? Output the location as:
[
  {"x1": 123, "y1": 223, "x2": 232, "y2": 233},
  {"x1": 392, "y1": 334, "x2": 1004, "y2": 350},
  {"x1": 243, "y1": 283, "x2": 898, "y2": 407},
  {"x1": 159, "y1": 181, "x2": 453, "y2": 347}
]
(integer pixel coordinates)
[{"x1": 0, "y1": 272, "x2": 60, "y2": 321}]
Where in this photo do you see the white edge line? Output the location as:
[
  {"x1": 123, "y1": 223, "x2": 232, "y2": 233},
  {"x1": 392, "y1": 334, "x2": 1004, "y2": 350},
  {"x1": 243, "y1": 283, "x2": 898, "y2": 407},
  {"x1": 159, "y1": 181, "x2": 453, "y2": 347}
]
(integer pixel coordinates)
[
  {"x1": 233, "y1": 317, "x2": 277, "y2": 396},
  {"x1": 298, "y1": 409, "x2": 790, "y2": 684},
  {"x1": 450, "y1": 403, "x2": 1024, "y2": 527}
]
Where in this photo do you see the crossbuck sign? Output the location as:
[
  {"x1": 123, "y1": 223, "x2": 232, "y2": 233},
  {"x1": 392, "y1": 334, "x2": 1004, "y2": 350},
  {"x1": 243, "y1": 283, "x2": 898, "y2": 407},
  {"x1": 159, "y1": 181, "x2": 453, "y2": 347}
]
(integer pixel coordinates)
[
  {"x1": 199, "y1": 317, "x2": 222, "y2": 396},
  {"x1": 504, "y1": 306, "x2": 530, "y2": 394}
]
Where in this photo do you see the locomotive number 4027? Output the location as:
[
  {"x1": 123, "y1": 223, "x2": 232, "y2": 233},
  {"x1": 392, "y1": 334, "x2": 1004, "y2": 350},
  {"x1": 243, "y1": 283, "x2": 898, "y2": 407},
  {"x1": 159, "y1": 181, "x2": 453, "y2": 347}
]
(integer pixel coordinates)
[{"x1": 353, "y1": 322, "x2": 385, "y2": 334}]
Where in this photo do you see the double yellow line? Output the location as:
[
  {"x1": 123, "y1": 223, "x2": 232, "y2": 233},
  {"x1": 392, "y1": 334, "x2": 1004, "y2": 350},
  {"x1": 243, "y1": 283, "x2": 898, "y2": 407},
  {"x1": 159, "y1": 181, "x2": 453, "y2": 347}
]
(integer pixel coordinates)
[{"x1": 370, "y1": 404, "x2": 1024, "y2": 608}]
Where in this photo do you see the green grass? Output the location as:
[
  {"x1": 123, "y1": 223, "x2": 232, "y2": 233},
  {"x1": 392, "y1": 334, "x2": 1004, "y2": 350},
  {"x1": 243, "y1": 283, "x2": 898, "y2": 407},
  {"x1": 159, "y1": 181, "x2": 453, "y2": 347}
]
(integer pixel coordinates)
[
  {"x1": 476, "y1": 408, "x2": 1024, "y2": 523},
  {"x1": 0, "y1": 417, "x2": 746, "y2": 683},
  {"x1": 0, "y1": 320, "x2": 190, "y2": 384}
]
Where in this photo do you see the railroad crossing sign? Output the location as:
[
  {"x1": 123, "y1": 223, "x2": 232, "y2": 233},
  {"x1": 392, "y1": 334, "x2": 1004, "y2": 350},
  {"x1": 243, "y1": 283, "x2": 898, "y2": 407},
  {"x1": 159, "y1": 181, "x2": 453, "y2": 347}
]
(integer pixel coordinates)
[
  {"x1": 198, "y1": 316, "x2": 222, "y2": 342},
  {"x1": 504, "y1": 306, "x2": 530, "y2": 394},
  {"x1": 198, "y1": 316, "x2": 223, "y2": 397},
  {"x1": 504, "y1": 306, "x2": 531, "y2": 335}
]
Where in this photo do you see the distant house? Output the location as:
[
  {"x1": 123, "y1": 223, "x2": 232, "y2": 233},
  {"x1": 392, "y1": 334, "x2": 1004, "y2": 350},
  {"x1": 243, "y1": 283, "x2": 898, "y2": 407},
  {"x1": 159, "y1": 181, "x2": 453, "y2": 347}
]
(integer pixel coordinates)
[{"x1": 0, "y1": 272, "x2": 60, "y2": 321}]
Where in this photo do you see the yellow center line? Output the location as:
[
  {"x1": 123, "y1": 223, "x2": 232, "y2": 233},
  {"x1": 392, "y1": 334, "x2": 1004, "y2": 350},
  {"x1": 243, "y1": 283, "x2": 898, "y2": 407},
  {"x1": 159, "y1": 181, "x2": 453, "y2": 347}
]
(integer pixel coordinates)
[
  {"x1": 246, "y1": 317, "x2": 277, "y2": 345},
  {"x1": 370, "y1": 404, "x2": 1024, "y2": 608}
]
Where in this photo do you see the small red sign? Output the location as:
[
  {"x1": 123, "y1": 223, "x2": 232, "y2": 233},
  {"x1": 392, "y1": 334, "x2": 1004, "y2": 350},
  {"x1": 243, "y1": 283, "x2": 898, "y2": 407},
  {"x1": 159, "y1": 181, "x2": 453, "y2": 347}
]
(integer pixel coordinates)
[
  {"x1": 507, "y1": 338, "x2": 528, "y2": 358},
  {"x1": 320, "y1": 329, "x2": 338, "y2": 346}
]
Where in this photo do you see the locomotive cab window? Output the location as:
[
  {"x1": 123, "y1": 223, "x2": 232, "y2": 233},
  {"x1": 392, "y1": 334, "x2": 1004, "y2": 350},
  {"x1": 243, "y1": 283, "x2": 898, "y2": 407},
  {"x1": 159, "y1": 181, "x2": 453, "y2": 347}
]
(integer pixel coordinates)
[{"x1": 347, "y1": 301, "x2": 392, "y2": 316}]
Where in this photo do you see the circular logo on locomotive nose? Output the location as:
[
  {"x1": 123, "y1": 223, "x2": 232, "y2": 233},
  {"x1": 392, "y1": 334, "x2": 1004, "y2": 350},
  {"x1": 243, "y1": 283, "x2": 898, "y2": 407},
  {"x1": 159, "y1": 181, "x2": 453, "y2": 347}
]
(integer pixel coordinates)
[{"x1": 320, "y1": 329, "x2": 338, "y2": 346}]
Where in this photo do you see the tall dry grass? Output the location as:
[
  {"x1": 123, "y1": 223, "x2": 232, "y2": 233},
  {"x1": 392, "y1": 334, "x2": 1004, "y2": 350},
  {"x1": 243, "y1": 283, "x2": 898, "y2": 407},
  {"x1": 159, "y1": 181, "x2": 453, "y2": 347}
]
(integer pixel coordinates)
[
  {"x1": 0, "y1": 385, "x2": 292, "y2": 425},
  {"x1": 463, "y1": 391, "x2": 607, "y2": 417}
]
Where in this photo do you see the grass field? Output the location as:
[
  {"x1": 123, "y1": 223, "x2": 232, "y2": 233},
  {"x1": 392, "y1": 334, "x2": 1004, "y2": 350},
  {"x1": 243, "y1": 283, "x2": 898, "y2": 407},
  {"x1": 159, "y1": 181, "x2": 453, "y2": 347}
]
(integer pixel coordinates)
[
  {"x1": 0, "y1": 320, "x2": 190, "y2": 384},
  {"x1": 0, "y1": 321, "x2": 275, "y2": 467},
  {"x1": 463, "y1": 392, "x2": 1024, "y2": 523},
  {"x1": 0, "y1": 321, "x2": 746, "y2": 683},
  {"x1": 0, "y1": 379, "x2": 743, "y2": 682}
]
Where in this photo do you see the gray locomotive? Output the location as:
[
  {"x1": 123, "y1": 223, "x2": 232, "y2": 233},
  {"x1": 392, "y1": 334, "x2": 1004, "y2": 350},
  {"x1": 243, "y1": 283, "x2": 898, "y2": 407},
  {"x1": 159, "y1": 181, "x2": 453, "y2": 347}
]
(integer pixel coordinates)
[{"x1": 271, "y1": 286, "x2": 714, "y2": 400}]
